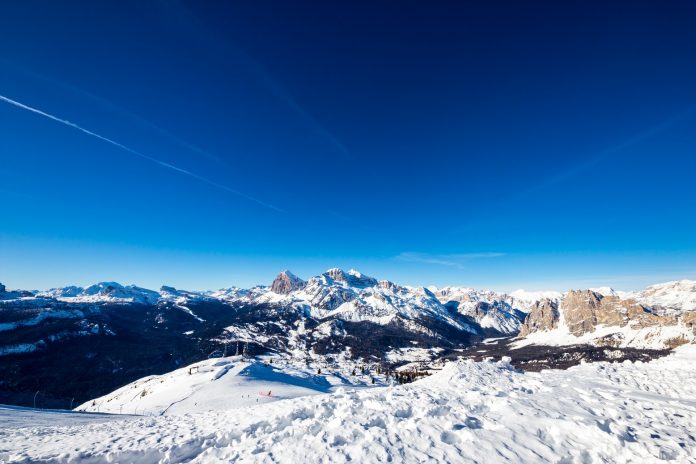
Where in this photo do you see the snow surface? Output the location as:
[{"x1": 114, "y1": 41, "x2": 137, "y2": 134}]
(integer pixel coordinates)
[
  {"x1": 75, "y1": 356, "x2": 382, "y2": 416},
  {"x1": 508, "y1": 289, "x2": 563, "y2": 308},
  {"x1": 511, "y1": 322, "x2": 696, "y2": 350},
  {"x1": 636, "y1": 279, "x2": 696, "y2": 313},
  {"x1": 3, "y1": 346, "x2": 696, "y2": 463}
]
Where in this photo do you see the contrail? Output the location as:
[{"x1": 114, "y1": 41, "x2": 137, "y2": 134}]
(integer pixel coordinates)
[{"x1": 0, "y1": 94, "x2": 283, "y2": 212}]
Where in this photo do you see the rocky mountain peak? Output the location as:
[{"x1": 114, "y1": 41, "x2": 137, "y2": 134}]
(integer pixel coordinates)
[
  {"x1": 562, "y1": 290, "x2": 604, "y2": 336},
  {"x1": 519, "y1": 299, "x2": 559, "y2": 336},
  {"x1": 271, "y1": 270, "x2": 306, "y2": 295},
  {"x1": 321, "y1": 268, "x2": 377, "y2": 288},
  {"x1": 378, "y1": 280, "x2": 399, "y2": 291},
  {"x1": 0, "y1": 282, "x2": 5, "y2": 293},
  {"x1": 324, "y1": 268, "x2": 347, "y2": 282},
  {"x1": 518, "y1": 285, "x2": 696, "y2": 348}
]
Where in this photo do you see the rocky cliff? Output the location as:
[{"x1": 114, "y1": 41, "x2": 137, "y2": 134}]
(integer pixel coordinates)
[
  {"x1": 270, "y1": 270, "x2": 306, "y2": 294},
  {"x1": 519, "y1": 289, "x2": 695, "y2": 348}
]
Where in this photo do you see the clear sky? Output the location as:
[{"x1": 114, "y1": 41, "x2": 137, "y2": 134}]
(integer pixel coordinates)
[{"x1": 1, "y1": 1, "x2": 695, "y2": 292}]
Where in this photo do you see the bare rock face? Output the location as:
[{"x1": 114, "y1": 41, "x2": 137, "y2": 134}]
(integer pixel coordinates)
[
  {"x1": 324, "y1": 268, "x2": 378, "y2": 288},
  {"x1": 561, "y1": 292, "x2": 662, "y2": 336},
  {"x1": 683, "y1": 312, "x2": 696, "y2": 335},
  {"x1": 520, "y1": 289, "x2": 687, "y2": 340},
  {"x1": 435, "y1": 288, "x2": 473, "y2": 303},
  {"x1": 519, "y1": 299, "x2": 559, "y2": 336},
  {"x1": 629, "y1": 309, "x2": 678, "y2": 329},
  {"x1": 515, "y1": 281, "x2": 696, "y2": 348},
  {"x1": 594, "y1": 296, "x2": 629, "y2": 326},
  {"x1": 378, "y1": 280, "x2": 401, "y2": 292},
  {"x1": 562, "y1": 290, "x2": 603, "y2": 336},
  {"x1": 270, "y1": 271, "x2": 306, "y2": 295}
]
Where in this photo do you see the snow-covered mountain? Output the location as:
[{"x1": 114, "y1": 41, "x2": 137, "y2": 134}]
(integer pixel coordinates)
[
  {"x1": 432, "y1": 287, "x2": 533, "y2": 334},
  {"x1": 19, "y1": 268, "x2": 531, "y2": 336},
  {"x1": 12, "y1": 270, "x2": 536, "y2": 333},
  {"x1": 515, "y1": 282, "x2": 696, "y2": 349},
  {"x1": 257, "y1": 269, "x2": 480, "y2": 334},
  {"x1": 36, "y1": 282, "x2": 160, "y2": 305},
  {"x1": 0, "y1": 270, "x2": 490, "y2": 409},
  {"x1": 635, "y1": 279, "x2": 696, "y2": 312},
  {"x1": 2, "y1": 274, "x2": 696, "y2": 410}
]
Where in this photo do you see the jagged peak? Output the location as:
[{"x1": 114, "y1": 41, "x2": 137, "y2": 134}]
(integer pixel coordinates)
[
  {"x1": 320, "y1": 268, "x2": 377, "y2": 288},
  {"x1": 323, "y1": 267, "x2": 346, "y2": 279},
  {"x1": 271, "y1": 270, "x2": 306, "y2": 294},
  {"x1": 279, "y1": 270, "x2": 303, "y2": 281}
]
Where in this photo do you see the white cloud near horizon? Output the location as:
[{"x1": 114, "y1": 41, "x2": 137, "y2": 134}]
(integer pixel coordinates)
[{"x1": 395, "y1": 252, "x2": 505, "y2": 269}]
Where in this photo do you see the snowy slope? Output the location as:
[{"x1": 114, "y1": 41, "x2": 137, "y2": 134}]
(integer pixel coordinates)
[
  {"x1": 3, "y1": 346, "x2": 696, "y2": 463},
  {"x1": 76, "y1": 356, "x2": 383, "y2": 416},
  {"x1": 433, "y1": 287, "x2": 537, "y2": 334},
  {"x1": 508, "y1": 289, "x2": 563, "y2": 309},
  {"x1": 635, "y1": 279, "x2": 696, "y2": 313},
  {"x1": 294, "y1": 271, "x2": 476, "y2": 332},
  {"x1": 512, "y1": 321, "x2": 696, "y2": 350}
]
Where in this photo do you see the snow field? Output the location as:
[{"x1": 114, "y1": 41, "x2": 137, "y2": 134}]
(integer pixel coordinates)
[
  {"x1": 76, "y1": 356, "x2": 385, "y2": 416},
  {"x1": 2, "y1": 346, "x2": 696, "y2": 463}
]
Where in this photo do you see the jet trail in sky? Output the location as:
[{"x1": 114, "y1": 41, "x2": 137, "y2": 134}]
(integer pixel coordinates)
[{"x1": 0, "y1": 94, "x2": 282, "y2": 212}]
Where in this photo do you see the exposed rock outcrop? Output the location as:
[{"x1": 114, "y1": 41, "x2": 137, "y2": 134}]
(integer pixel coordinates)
[
  {"x1": 519, "y1": 288, "x2": 695, "y2": 348},
  {"x1": 323, "y1": 268, "x2": 378, "y2": 288},
  {"x1": 562, "y1": 290, "x2": 603, "y2": 336},
  {"x1": 519, "y1": 299, "x2": 559, "y2": 336},
  {"x1": 270, "y1": 271, "x2": 306, "y2": 295},
  {"x1": 682, "y1": 311, "x2": 696, "y2": 334}
]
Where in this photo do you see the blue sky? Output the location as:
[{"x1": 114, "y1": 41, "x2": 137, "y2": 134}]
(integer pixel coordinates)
[{"x1": 1, "y1": 1, "x2": 695, "y2": 291}]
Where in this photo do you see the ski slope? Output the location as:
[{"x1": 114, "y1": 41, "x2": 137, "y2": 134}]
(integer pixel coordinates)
[
  {"x1": 2, "y1": 346, "x2": 696, "y2": 463},
  {"x1": 76, "y1": 356, "x2": 379, "y2": 415}
]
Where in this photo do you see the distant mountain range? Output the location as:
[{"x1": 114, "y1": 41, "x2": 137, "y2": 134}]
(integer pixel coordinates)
[{"x1": 1, "y1": 270, "x2": 695, "y2": 408}]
